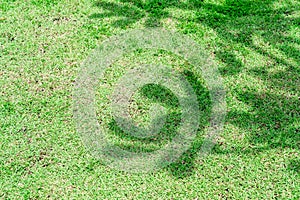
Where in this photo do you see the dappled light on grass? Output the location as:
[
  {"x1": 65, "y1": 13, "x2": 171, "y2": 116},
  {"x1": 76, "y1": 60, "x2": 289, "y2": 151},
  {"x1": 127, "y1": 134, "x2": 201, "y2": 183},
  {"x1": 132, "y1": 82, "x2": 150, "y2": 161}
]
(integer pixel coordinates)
[{"x1": 0, "y1": 0, "x2": 299, "y2": 198}]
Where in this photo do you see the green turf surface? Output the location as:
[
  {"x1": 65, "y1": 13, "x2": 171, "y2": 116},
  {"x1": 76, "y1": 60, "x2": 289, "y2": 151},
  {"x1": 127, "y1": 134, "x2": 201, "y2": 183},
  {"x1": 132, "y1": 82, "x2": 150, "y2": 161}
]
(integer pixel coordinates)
[{"x1": 1, "y1": 0, "x2": 299, "y2": 199}]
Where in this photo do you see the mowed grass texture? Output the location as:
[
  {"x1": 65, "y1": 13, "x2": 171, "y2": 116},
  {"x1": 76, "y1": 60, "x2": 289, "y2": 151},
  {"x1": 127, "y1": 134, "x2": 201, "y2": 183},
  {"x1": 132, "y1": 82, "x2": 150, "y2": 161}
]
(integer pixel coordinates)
[{"x1": 1, "y1": 0, "x2": 299, "y2": 199}]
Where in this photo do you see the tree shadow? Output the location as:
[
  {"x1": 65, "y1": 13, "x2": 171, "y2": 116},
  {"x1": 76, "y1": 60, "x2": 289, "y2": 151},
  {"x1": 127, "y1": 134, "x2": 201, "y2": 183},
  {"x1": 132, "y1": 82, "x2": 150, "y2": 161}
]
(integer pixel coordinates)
[
  {"x1": 104, "y1": 69, "x2": 211, "y2": 176},
  {"x1": 287, "y1": 159, "x2": 300, "y2": 174},
  {"x1": 90, "y1": 1, "x2": 145, "y2": 28},
  {"x1": 90, "y1": 0, "x2": 299, "y2": 177}
]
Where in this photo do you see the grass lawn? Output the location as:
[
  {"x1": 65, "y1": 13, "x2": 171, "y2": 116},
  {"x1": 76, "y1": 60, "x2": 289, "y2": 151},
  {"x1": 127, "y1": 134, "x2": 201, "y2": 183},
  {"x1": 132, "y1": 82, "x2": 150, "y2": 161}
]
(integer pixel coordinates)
[{"x1": 1, "y1": 0, "x2": 299, "y2": 199}]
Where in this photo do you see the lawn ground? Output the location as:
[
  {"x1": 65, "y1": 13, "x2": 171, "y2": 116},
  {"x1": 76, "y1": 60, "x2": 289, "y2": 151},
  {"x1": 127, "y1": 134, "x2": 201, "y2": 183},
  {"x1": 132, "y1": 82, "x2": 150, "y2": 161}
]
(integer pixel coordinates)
[{"x1": 0, "y1": 0, "x2": 299, "y2": 199}]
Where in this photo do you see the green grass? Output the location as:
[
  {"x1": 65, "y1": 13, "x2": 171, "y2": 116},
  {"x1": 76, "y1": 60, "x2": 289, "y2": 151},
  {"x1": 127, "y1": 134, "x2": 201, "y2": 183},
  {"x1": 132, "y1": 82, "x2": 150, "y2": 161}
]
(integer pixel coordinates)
[{"x1": 0, "y1": 0, "x2": 299, "y2": 199}]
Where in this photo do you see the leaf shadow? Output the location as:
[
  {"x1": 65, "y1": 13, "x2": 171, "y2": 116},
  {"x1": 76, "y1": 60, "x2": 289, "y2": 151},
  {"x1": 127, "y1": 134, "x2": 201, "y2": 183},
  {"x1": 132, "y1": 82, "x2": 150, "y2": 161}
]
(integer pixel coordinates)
[{"x1": 89, "y1": 0, "x2": 300, "y2": 177}]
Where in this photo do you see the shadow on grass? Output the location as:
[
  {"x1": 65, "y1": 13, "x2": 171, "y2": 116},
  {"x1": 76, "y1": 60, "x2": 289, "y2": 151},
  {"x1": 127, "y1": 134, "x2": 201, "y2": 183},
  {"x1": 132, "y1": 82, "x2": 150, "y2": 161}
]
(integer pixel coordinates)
[
  {"x1": 90, "y1": 0, "x2": 300, "y2": 177},
  {"x1": 104, "y1": 70, "x2": 211, "y2": 176}
]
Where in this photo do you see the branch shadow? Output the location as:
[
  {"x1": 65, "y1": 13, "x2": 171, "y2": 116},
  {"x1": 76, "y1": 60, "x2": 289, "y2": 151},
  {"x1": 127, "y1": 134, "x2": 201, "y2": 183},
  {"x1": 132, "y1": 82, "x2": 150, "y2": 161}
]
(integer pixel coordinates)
[
  {"x1": 90, "y1": 0, "x2": 300, "y2": 177},
  {"x1": 105, "y1": 69, "x2": 211, "y2": 177}
]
